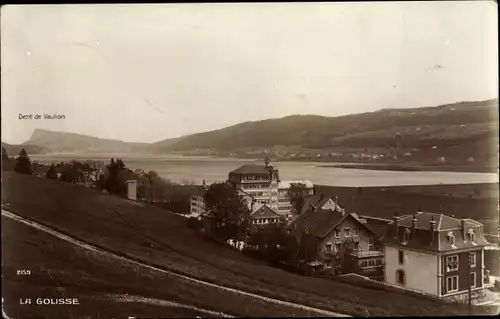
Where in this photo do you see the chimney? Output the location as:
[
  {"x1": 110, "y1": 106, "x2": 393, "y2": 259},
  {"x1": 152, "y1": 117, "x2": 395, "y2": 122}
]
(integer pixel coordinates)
[
  {"x1": 430, "y1": 216, "x2": 437, "y2": 243},
  {"x1": 461, "y1": 219, "x2": 466, "y2": 239},
  {"x1": 393, "y1": 212, "x2": 401, "y2": 239},
  {"x1": 412, "y1": 214, "x2": 418, "y2": 232}
]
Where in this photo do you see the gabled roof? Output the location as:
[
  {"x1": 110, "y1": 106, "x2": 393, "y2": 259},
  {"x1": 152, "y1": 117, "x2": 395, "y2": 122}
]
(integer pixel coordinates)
[
  {"x1": 288, "y1": 206, "x2": 373, "y2": 239},
  {"x1": 361, "y1": 215, "x2": 391, "y2": 239},
  {"x1": 249, "y1": 205, "x2": 283, "y2": 219},
  {"x1": 229, "y1": 164, "x2": 273, "y2": 175},
  {"x1": 301, "y1": 194, "x2": 345, "y2": 215}
]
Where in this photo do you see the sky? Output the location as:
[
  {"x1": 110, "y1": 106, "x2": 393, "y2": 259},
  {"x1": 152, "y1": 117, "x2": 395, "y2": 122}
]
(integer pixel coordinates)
[{"x1": 1, "y1": 2, "x2": 498, "y2": 144}]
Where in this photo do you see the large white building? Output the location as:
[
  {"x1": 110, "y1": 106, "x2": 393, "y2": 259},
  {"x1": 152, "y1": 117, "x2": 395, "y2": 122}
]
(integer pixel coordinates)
[
  {"x1": 381, "y1": 212, "x2": 490, "y2": 302},
  {"x1": 227, "y1": 158, "x2": 280, "y2": 212}
]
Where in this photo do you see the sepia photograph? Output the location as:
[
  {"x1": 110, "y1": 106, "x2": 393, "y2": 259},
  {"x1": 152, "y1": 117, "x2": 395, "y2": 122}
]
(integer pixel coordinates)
[{"x1": 1, "y1": 2, "x2": 499, "y2": 318}]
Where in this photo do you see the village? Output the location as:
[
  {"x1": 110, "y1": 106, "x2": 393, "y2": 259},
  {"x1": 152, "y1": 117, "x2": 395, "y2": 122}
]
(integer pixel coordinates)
[{"x1": 19, "y1": 148, "x2": 498, "y2": 309}]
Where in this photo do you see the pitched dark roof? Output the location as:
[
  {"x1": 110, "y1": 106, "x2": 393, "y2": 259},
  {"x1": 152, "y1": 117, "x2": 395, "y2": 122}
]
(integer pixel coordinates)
[
  {"x1": 361, "y1": 216, "x2": 391, "y2": 239},
  {"x1": 229, "y1": 164, "x2": 273, "y2": 175},
  {"x1": 249, "y1": 205, "x2": 282, "y2": 219},
  {"x1": 289, "y1": 206, "x2": 372, "y2": 239},
  {"x1": 289, "y1": 208, "x2": 345, "y2": 238},
  {"x1": 382, "y1": 212, "x2": 490, "y2": 252},
  {"x1": 301, "y1": 194, "x2": 342, "y2": 214},
  {"x1": 182, "y1": 185, "x2": 206, "y2": 197}
]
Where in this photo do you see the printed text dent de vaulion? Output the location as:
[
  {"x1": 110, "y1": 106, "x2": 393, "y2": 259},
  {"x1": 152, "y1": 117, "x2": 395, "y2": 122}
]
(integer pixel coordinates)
[{"x1": 18, "y1": 113, "x2": 66, "y2": 120}]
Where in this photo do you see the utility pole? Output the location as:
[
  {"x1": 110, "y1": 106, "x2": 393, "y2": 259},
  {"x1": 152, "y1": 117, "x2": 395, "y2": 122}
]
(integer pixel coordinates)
[
  {"x1": 304, "y1": 227, "x2": 309, "y2": 277},
  {"x1": 468, "y1": 251, "x2": 473, "y2": 314}
]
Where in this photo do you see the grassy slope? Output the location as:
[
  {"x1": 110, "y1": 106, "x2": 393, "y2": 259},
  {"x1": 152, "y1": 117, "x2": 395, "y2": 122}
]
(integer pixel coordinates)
[
  {"x1": 1, "y1": 172, "x2": 493, "y2": 316},
  {"x1": 1, "y1": 217, "x2": 323, "y2": 318}
]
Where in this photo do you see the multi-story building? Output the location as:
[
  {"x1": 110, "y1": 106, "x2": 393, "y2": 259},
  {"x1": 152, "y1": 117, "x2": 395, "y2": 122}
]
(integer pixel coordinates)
[
  {"x1": 287, "y1": 201, "x2": 382, "y2": 276},
  {"x1": 188, "y1": 184, "x2": 209, "y2": 218},
  {"x1": 277, "y1": 180, "x2": 314, "y2": 217},
  {"x1": 382, "y1": 212, "x2": 490, "y2": 302},
  {"x1": 228, "y1": 158, "x2": 280, "y2": 212}
]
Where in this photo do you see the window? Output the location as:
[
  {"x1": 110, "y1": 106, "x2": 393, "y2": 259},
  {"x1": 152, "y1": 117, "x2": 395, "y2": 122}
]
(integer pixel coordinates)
[
  {"x1": 446, "y1": 255, "x2": 459, "y2": 272},
  {"x1": 354, "y1": 228, "x2": 360, "y2": 236},
  {"x1": 470, "y1": 252, "x2": 476, "y2": 268},
  {"x1": 468, "y1": 231, "x2": 475, "y2": 242},
  {"x1": 470, "y1": 272, "x2": 476, "y2": 288},
  {"x1": 448, "y1": 233, "x2": 456, "y2": 246},
  {"x1": 396, "y1": 270, "x2": 405, "y2": 285},
  {"x1": 325, "y1": 244, "x2": 332, "y2": 252},
  {"x1": 398, "y1": 250, "x2": 404, "y2": 265},
  {"x1": 376, "y1": 259, "x2": 382, "y2": 266},
  {"x1": 335, "y1": 243, "x2": 342, "y2": 252},
  {"x1": 334, "y1": 229, "x2": 340, "y2": 238},
  {"x1": 354, "y1": 242, "x2": 359, "y2": 250},
  {"x1": 344, "y1": 228, "x2": 351, "y2": 237},
  {"x1": 361, "y1": 260, "x2": 367, "y2": 268},
  {"x1": 446, "y1": 276, "x2": 459, "y2": 292},
  {"x1": 368, "y1": 260, "x2": 374, "y2": 267}
]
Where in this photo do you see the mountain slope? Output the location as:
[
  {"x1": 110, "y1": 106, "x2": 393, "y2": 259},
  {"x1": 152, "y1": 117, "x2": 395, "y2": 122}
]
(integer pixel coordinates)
[
  {"x1": 149, "y1": 99, "x2": 499, "y2": 154},
  {"x1": 23, "y1": 129, "x2": 149, "y2": 153},
  {"x1": 1, "y1": 142, "x2": 51, "y2": 155}
]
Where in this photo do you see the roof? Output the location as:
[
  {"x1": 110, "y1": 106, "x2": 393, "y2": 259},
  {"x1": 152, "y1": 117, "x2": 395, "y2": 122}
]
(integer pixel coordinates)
[
  {"x1": 395, "y1": 212, "x2": 482, "y2": 231},
  {"x1": 185, "y1": 185, "x2": 207, "y2": 197},
  {"x1": 278, "y1": 180, "x2": 314, "y2": 189},
  {"x1": 361, "y1": 215, "x2": 391, "y2": 239},
  {"x1": 382, "y1": 212, "x2": 490, "y2": 252},
  {"x1": 301, "y1": 194, "x2": 346, "y2": 215},
  {"x1": 249, "y1": 205, "x2": 282, "y2": 219},
  {"x1": 229, "y1": 164, "x2": 273, "y2": 175},
  {"x1": 288, "y1": 206, "x2": 372, "y2": 239}
]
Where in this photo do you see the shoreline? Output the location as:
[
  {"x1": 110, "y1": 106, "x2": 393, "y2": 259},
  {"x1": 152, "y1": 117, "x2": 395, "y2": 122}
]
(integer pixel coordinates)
[{"x1": 315, "y1": 163, "x2": 498, "y2": 174}]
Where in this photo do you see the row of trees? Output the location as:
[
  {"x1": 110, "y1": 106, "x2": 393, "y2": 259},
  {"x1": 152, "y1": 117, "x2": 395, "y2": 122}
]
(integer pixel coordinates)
[{"x1": 1, "y1": 147, "x2": 33, "y2": 175}]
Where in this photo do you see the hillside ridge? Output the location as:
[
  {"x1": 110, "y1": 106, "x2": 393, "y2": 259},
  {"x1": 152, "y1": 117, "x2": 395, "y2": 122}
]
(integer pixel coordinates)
[{"x1": 3, "y1": 98, "x2": 498, "y2": 158}]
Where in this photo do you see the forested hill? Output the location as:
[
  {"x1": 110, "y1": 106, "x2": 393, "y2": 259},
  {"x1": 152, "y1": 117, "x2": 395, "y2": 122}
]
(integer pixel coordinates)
[
  {"x1": 148, "y1": 99, "x2": 499, "y2": 154},
  {"x1": 4, "y1": 98, "x2": 498, "y2": 163}
]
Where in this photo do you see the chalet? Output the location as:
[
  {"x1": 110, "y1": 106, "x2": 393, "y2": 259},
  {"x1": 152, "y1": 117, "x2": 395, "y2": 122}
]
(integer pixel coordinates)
[
  {"x1": 249, "y1": 205, "x2": 286, "y2": 227},
  {"x1": 287, "y1": 202, "x2": 382, "y2": 276},
  {"x1": 382, "y1": 212, "x2": 491, "y2": 302}
]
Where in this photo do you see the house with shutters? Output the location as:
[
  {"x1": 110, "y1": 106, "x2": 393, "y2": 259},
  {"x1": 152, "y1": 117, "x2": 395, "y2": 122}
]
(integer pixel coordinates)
[
  {"x1": 287, "y1": 200, "x2": 383, "y2": 276},
  {"x1": 382, "y1": 211, "x2": 490, "y2": 302}
]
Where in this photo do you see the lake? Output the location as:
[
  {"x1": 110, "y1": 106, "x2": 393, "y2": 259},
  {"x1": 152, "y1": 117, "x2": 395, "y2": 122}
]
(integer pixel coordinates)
[{"x1": 30, "y1": 153, "x2": 498, "y2": 187}]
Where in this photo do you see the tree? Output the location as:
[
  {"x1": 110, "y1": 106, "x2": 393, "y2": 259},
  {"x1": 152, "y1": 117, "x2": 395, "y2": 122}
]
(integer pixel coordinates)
[
  {"x1": 204, "y1": 182, "x2": 250, "y2": 240},
  {"x1": 14, "y1": 149, "x2": 32, "y2": 175},
  {"x1": 1, "y1": 146, "x2": 14, "y2": 171},
  {"x1": 46, "y1": 164, "x2": 58, "y2": 179},
  {"x1": 1, "y1": 147, "x2": 9, "y2": 161},
  {"x1": 104, "y1": 158, "x2": 127, "y2": 195},
  {"x1": 288, "y1": 182, "x2": 307, "y2": 215}
]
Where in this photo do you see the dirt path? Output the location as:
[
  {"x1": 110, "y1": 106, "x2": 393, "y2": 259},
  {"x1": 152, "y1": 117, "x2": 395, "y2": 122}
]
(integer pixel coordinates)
[{"x1": 2, "y1": 209, "x2": 350, "y2": 317}]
